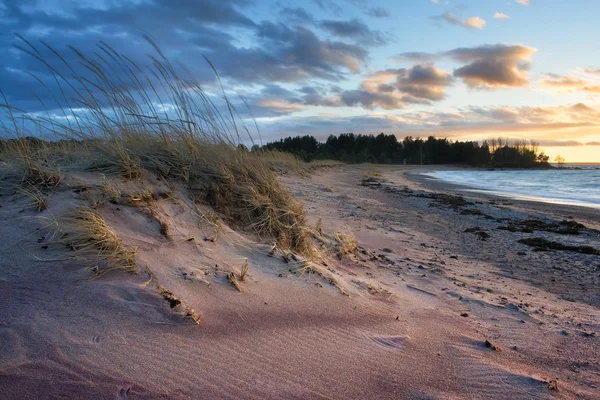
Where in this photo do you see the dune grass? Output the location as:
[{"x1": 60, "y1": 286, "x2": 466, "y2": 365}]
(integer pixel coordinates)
[
  {"x1": 52, "y1": 206, "x2": 137, "y2": 273},
  {"x1": 16, "y1": 184, "x2": 47, "y2": 212},
  {"x1": 333, "y1": 227, "x2": 358, "y2": 256},
  {"x1": 0, "y1": 36, "x2": 316, "y2": 258}
]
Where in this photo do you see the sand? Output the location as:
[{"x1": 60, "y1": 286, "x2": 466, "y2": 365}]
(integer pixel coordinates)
[{"x1": 1, "y1": 165, "x2": 598, "y2": 399}]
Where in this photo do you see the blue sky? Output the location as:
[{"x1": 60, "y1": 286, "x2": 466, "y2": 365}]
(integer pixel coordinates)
[{"x1": 1, "y1": 0, "x2": 600, "y2": 161}]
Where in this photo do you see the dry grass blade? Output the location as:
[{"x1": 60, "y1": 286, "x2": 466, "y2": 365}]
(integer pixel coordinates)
[
  {"x1": 239, "y1": 259, "x2": 248, "y2": 281},
  {"x1": 126, "y1": 187, "x2": 157, "y2": 204},
  {"x1": 54, "y1": 206, "x2": 137, "y2": 273},
  {"x1": 315, "y1": 217, "x2": 323, "y2": 237},
  {"x1": 227, "y1": 272, "x2": 241, "y2": 291},
  {"x1": 16, "y1": 185, "x2": 47, "y2": 212}
]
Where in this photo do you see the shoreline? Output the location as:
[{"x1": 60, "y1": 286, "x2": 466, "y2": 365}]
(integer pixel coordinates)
[{"x1": 402, "y1": 166, "x2": 600, "y2": 227}]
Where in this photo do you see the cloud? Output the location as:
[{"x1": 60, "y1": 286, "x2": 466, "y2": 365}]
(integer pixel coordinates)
[
  {"x1": 516, "y1": 0, "x2": 530, "y2": 5},
  {"x1": 311, "y1": 0, "x2": 342, "y2": 14},
  {"x1": 448, "y1": 44, "x2": 537, "y2": 88},
  {"x1": 433, "y1": 12, "x2": 486, "y2": 30},
  {"x1": 494, "y1": 13, "x2": 510, "y2": 20},
  {"x1": 394, "y1": 44, "x2": 537, "y2": 89},
  {"x1": 465, "y1": 17, "x2": 486, "y2": 30},
  {"x1": 279, "y1": 7, "x2": 314, "y2": 24},
  {"x1": 256, "y1": 99, "x2": 305, "y2": 114},
  {"x1": 252, "y1": 64, "x2": 453, "y2": 112},
  {"x1": 255, "y1": 22, "x2": 369, "y2": 78},
  {"x1": 0, "y1": 2, "x2": 377, "y2": 112},
  {"x1": 540, "y1": 73, "x2": 600, "y2": 94},
  {"x1": 391, "y1": 52, "x2": 439, "y2": 63},
  {"x1": 337, "y1": 64, "x2": 453, "y2": 109},
  {"x1": 366, "y1": 7, "x2": 389, "y2": 18},
  {"x1": 586, "y1": 141, "x2": 600, "y2": 145},
  {"x1": 584, "y1": 68, "x2": 600, "y2": 76},
  {"x1": 320, "y1": 18, "x2": 387, "y2": 45}
]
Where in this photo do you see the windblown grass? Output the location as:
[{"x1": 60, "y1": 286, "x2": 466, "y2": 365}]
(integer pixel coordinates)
[
  {"x1": 52, "y1": 206, "x2": 137, "y2": 273},
  {"x1": 16, "y1": 185, "x2": 47, "y2": 212},
  {"x1": 0, "y1": 35, "x2": 316, "y2": 258},
  {"x1": 239, "y1": 259, "x2": 249, "y2": 282},
  {"x1": 333, "y1": 227, "x2": 358, "y2": 256}
]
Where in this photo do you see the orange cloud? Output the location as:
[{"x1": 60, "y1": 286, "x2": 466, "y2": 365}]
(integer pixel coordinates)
[
  {"x1": 540, "y1": 73, "x2": 600, "y2": 94},
  {"x1": 434, "y1": 12, "x2": 486, "y2": 30},
  {"x1": 257, "y1": 99, "x2": 305, "y2": 114},
  {"x1": 465, "y1": 17, "x2": 486, "y2": 30}
]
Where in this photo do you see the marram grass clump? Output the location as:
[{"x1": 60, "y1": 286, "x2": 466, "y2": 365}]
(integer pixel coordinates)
[
  {"x1": 1, "y1": 36, "x2": 317, "y2": 258},
  {"x1": 52, "y1": 207, "x2": 137, "y2": 273}
]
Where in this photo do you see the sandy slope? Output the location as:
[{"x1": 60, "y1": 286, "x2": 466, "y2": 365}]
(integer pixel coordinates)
[{"x1": 1, "y1": 165, "x2": 598, "y2": 399}]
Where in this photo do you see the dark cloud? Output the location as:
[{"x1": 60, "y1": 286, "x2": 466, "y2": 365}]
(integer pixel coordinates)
[
  {"x1": 395, "y1": 64, "x2": 452, "y2": 101},
  {"x1": 448, "y1": 44, "x2": 536, "y2": 88},
  {"x1": 339, "y1": 90, "x2": 400, "y2": 109},
  {"x1": 254, "y1": 22, "x2": 368, "y2": 79},
  {"x1": 0, "y1": 1, "x2": 373, "y2": 113},
  {"x1": 320, "y1": 18, "x2": 386, "y2": 45}
]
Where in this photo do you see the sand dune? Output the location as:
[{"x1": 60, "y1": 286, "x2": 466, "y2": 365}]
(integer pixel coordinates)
[{"x1": 1, "y1": 165, "x2": 599, "y2": 399}]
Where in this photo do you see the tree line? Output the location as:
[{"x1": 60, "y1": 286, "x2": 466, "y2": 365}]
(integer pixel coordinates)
[{"x1": 257, "y1": 133, "x2": 551, "y2": 167}]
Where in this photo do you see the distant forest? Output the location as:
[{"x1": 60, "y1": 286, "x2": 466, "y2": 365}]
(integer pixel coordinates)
[{"x1": 258, "y1": 133, "x2": 551, "y2": 168}]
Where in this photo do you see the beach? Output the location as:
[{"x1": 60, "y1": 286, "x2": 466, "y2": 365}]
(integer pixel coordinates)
[{"x1": 1, "y1": 164, "x2": 599, "y2": 399}]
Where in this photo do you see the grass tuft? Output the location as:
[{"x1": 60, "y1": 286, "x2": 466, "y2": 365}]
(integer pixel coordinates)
[
  {"x1": 239, "y1": 259, "x2": 249, "y2": 281},
  {"x1": 101, "y1": 181, "x2": 121, "y2": 204},
  {"x1": 23, "y1": 163, "x2": 62, "y2": 191},
  {"x1": 17, "y1": 185, "x2": 47, "y2": 212},
  {"x1": 52, "y1": 206, "x2": 137, "y2": 273},
  {"x1": 227, "y1": 272, "x2": 242, "y2": 291},
  {"x1": 333, "y1": 227, "x2": 358, "y2": 256}
]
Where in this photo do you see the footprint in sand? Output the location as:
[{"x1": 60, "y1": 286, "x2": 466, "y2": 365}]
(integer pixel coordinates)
[{"x1": 93, "y1": 334, "x2": 101, "y2": 344}]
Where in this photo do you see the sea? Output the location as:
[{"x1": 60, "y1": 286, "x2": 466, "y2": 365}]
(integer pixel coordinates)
[{"x1": 425, "y1": 164, "x2": 600, "y2": 209}]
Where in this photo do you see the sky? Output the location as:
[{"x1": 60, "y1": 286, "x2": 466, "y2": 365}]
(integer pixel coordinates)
[{"x1": 1, "y1": 0, "x2": 600, "y2": 162}]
